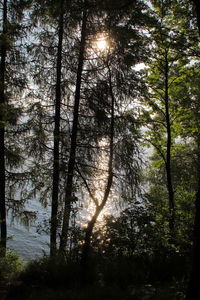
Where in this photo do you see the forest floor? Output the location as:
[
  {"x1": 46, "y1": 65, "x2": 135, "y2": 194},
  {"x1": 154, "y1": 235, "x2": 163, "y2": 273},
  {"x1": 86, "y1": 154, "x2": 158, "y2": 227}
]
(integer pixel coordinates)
[
  {"x1": 0, "y1": 253, "x2": 187, "y2": 299},
  {"x1": 5, "y1": 280, "x2": 185, "y2": 300}
]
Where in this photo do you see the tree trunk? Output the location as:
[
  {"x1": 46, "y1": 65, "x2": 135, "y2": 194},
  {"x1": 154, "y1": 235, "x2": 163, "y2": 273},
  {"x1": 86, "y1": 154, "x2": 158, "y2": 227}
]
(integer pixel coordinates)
[
  {"x1": 0, "y1": 0, "x2": 8, "y2": 255},
  {"x1": 81, "y1": 173, "x2": 113, "y2": 265},
  {"x1": 81, "y1": 64, "x2": 114, "y2": 266},
  {"x1": 186, "y1": 169, "x2": 200, "y2": 299},
  {"x1": 164, "y1": 51, "x2": 175, "y2": 237},
  {"x1": 50, "y1": 0, "x2": 64, "y2": 257},
  {"x1": 186, "y1": 2, "x2": 200, "y2": 297},
  {"x1": 81, "y1": 208, "x2": 101, "y2": 265},
  {"x1": 59, "y1": 6, "x2": 87, "y2": 253},
  {"x1": 192, "y1": 0, "x2": 200, "y2": 36}
]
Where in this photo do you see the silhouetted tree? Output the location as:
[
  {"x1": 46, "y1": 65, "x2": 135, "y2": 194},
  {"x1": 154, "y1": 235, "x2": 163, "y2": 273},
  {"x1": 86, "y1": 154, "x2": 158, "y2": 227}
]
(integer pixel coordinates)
[{"x1": 0, "y1": 0, "x2": 30, "y2": 255}]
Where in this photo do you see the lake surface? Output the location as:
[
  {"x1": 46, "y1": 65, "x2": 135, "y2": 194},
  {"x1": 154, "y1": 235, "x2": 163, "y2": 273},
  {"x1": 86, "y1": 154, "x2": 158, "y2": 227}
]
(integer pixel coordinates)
[
  {"x1": 7, "y1": 199, "x2": 50, "y2": 261},
  {"x1": 6, "y1": 193, "x2": 114, "y2": 261}
]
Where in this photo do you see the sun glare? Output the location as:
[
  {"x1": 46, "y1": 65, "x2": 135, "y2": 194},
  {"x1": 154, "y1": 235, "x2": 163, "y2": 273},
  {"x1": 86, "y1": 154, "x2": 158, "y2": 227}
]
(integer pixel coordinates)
[
  {"x1": 96, "y1": 38, "x2": 108, "y2": 51},
  {"x1": 80, "y1": 138, "x2": 113, "y2": 228}
]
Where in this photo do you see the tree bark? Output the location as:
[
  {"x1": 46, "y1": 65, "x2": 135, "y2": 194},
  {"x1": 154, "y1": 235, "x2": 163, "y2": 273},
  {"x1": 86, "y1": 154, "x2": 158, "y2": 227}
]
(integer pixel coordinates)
[
  {"x1": 50, "y1": 0, "x2": 64, "y2": 257},
  {"x1": 186, "y1": 177, "x2": 200, "y2": 299},
  {"x1": 186, "y1": 2, "x2": 200, "y2": 297},
  {"x1": 59, "y1": 6, "x2": 87, "y2": 253},
  {"x1": 81, "y1": 64, "x2": 114, "y2": 266},
  {"x1": 192, "y1": 0, "x2": 200, "y2": 36},
  {"x1": 164, "y1": 50, "x2": 175, "y2": 237},
  {"x1": 0, "y1": 0, "x2": 8, "y2": 255}
]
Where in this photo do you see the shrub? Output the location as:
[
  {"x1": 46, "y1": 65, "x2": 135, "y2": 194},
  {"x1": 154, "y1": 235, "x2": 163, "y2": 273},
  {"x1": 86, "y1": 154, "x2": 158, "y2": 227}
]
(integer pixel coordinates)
[
  {"x1": 0, "y1": 249, "x2": 23, "y2": 285},
  {"x1": 101, "y1": 256, "x2": 149, "y2": 287},
  {"x1": 19, "y1": 255, "x2": 97, "y2": 288}
]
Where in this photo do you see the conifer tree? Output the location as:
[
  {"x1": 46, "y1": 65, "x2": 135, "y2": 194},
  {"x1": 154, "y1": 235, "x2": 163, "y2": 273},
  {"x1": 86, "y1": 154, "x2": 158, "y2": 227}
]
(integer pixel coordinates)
[
  {"x1": 77, "y1": 0, "x2": 152, "y2": 263},
  {"x1": 0, "y1": 0, "x2": 30, "y2": 255},
  {"x1": 0, "y1": 0, "x2": 8, "y2": 253},
  {"x1": 50, "y1": 0, "x2": 64, "y2": 257},
  {"x1": 59, "y1": 1, "x2": 88, "y2": 253}
]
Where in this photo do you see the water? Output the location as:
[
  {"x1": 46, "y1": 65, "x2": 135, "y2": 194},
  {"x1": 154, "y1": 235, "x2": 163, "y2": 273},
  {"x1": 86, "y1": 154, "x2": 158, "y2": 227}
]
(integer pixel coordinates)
[
  {"x1": 8, "y1": 226, "x2": 49, "y2": 261},
  {"x1": 7, "y1": 199, "x2": 50, "y2": 261},
  {"x1": 6, "y1": 193, "x2": 115, "y2": 261}
]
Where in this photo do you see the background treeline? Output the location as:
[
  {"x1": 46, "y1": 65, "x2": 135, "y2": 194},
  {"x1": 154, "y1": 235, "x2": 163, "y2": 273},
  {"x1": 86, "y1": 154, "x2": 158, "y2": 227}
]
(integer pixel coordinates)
[{"x1": 0, "y1": 0, "x2": 200, "y2": 299}]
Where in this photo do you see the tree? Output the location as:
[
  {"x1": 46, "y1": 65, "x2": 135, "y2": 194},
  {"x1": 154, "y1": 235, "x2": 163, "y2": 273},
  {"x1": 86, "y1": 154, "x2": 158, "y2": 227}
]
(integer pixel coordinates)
[
  {"x1": 50, "y1": 0, "x2": 64, "y2": 257},
  {"x1": 78, "y1": 0, "x2": 153, "y2": 264},
  {"x1": 141, "y1": 0, "x2": 197, "y2": 240},
  {"x1": 59, "y1": 1, "x2": 88, "y2": 253},
  {"x1": 81, "y1": 61, "x2": 115, "y2": 265},
  {"x1": 28, "y1": 0, "x2": 88, "y2": 256},
  {"x1": 186, "y1": 94, "x2": 200, "y2": 299},
  {"x1": 186, "y1": 2, "x2": 200, "y2": 297},
  {"x1": 0, "y1": 0, "x2": 8, "y2": 254},
  {"x1": 0, "y1": 0, "x2": 30, "y2": 255},
  {"x1": 191, "y1": 0, "x2": 200, "y2": 35}
]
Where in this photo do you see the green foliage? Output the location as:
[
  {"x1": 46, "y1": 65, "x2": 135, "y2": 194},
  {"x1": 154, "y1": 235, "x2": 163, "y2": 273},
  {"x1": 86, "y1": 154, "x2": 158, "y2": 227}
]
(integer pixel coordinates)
[
  {"x1": 1, "y1": 1, "x2": 198, "y2": 299},
  {"x1": 0, "y1": 250, "x2": 23, "y2": 285},
  {"x1": 0, "y1": 104, "x2": 21, "y2": 128},
  {"x1": 145, "y1": 158, "x2": 195, "y2": 251}
]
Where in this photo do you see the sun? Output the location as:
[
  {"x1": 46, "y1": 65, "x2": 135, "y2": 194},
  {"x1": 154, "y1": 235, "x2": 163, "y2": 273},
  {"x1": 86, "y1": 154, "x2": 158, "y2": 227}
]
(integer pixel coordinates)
[
  {"x1": 94, "y1": 35, "x2": 109, "y2": 52},
  {"x1": 91, "y1": 33, "x2": 110, "y2": 54},
  {"x1": 96, "y1": 38, "x2": 108, "y2": 51}
]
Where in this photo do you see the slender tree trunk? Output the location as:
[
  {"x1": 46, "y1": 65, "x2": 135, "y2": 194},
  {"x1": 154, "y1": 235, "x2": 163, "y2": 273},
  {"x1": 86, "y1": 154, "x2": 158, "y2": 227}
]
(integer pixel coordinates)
[
  {"x1": 59, "y1": 6, "x2": 87, "y2": 253},
  {"x1": 81, "y1": 65, "x2": 114, "y2": 266},
  {"x1": 164, "y1": 51, "x2": 175, "y2": 237},
  {"x1": 186, "y1": 151, "x2": 200, "y2": 299},
  {"x1": 186, "y1": 2, "x2": 200, "y2": 297},
  {"x1": 81, "y1": 175, "x2": 113, "y2": 265},
  {"x1": 81, "y1": 207, "x2": 102, "y2": 266},
  {"x1": 50, "y1": 0, "x2": 64, "y2": 257},
  {"x1": 192, "y1": 0, "x2": 200, "y2": 36},
  {"x1": 0, "y1": 0, "x2": 8, "y2": 255}
]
